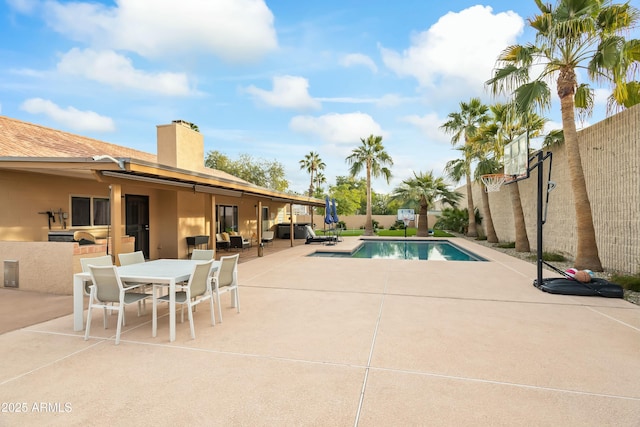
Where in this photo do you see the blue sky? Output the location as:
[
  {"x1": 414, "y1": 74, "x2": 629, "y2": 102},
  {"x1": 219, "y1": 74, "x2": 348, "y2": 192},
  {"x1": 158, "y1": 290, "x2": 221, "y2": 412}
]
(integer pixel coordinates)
[{"x1": 1, "y1": 0, "x2": 638, "y2": 194}]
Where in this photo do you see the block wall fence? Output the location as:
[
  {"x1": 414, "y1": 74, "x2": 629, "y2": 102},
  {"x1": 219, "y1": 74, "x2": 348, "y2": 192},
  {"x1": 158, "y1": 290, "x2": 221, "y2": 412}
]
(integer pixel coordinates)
[{"x1": 454, "y1": 104, "x2": 639, "y2": 273}]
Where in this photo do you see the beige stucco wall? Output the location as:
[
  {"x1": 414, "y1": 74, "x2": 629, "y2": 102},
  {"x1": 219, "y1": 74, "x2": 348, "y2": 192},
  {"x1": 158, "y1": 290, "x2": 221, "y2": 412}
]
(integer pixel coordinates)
[
  {"x1": 454, "y1": 104, "x2": 640, "y2": 273},
  {"x1": 0, "y1": 242, "x2": 73, "y2": 294},
  {"x1": 0, "y1": 169, "x2": 112, "y2": 241}
]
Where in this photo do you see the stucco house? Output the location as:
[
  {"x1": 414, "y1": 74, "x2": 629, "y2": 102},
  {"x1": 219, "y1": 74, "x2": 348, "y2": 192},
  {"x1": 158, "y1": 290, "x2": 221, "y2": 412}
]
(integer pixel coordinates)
[{"x1": 0, "y1": 116, "x2": 324, "y2": 294}]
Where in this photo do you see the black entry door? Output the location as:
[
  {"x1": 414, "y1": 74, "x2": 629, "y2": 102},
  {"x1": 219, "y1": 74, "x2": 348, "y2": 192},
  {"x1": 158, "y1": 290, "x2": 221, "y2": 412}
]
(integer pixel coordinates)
[{"x1": 125, "y1": 195, "x2": 149, "y2": 258}]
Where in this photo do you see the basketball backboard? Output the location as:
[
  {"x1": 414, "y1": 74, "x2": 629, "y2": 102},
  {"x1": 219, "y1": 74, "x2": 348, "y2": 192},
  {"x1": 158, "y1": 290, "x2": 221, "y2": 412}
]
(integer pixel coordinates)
[
  {"x1": 397, "y1": 209, "x2": 415, "y2": 221},
  {"x1": 504, "y1": 133, "x2": 529, "y2": 178}
]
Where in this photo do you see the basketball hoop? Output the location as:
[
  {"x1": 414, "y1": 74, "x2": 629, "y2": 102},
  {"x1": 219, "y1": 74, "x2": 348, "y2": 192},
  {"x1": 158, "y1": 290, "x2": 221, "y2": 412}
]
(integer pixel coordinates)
[
  {"x1": 402, "y1": 215, "x2": 411, "y2": 228},
  {"x1": 481, "y1": 174, "x2": 507, "y2": 193}
]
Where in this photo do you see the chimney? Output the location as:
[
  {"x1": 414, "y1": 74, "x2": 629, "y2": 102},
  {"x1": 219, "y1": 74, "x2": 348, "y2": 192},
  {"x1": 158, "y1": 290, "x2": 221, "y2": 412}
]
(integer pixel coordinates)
[{"x1": 157, "y1": 120, "x2": 204, "y2": 170}]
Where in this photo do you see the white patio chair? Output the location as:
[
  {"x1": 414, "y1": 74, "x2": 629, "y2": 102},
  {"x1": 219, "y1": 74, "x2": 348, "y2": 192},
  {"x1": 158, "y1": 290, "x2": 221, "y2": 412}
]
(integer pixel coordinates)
[
  {"x1": 118, "y1": 251, "x2": 151, "y2": 311},
  {"x1": 80, "y1": 255, "x2": 113, "y2": 295},
  {"x1": 84, "y1": 265, "x2": 150, "y2": 345},
  {"x1": 191, "y1": 249, "x2": 214, "y2": 260},
  {"x1": 211, "y1": 253, "x2": 240, "y2": 323},
  {"x1": 152, "y1": 260, "x2": 215, "y2": 339},
  {"x1": 118, "y1": 251, "x2": 146, "y2": 266}
]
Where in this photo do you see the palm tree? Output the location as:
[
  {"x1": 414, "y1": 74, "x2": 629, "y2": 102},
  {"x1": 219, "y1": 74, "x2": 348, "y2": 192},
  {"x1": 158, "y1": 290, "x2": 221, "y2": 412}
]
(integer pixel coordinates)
[
  {"x1": 479, "y1": 103, "x2": 547, "y2": 250},
  {"x1": 440, "y1": 98, "x2": 489, "y2": 237},
  {"x1": 486, "y1": 0, "x2": 640, "y2": 270},
  {"x1": 346, "y1": 135, "x2": 393, "y2": 236},
  {"x1": 314, "y1": 172, "x2": 327, "y2": 197},
  {"x1": 471, "y1": 146, "x2": 501, "y2": 243},
  {"x1": 299, "y1": 151, "x2": 326, "y2": 197},
  {"x1": 392, "y1": 171, "x2": 461, "y2": 236}
]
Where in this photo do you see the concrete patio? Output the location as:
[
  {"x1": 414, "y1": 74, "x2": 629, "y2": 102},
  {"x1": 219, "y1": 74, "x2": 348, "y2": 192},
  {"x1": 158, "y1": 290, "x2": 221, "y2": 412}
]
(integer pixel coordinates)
[{"x1": 0, "y1": 237, "x2": 638, "y2": 426}]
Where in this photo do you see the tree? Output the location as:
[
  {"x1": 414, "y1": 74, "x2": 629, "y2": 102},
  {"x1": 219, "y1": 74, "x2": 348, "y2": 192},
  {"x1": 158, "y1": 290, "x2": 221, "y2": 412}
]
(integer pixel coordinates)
[
  {"x1": 392, "y1": 171, "x2": 461, "y2": 236},
  {"x1": 440, "y1": 98, "x2": 489, "y2": 238},
  {"x1": 314, "y1": 172, "x2": 327, "y2": 198},
  {"x1": 299, "y1": 152, "x2": 326, "y2": 197},
  {"x1": 471, "y1": 146, "x2": 501, "y2": 243},
  {"x1": 477, "y1": 103, "x2": 547, "y2": 249},
  {"x1": 204, "y1": 150, "x2": 288, "y2": 191},
  {"x1": 486, "y1": 0, "x2": 640, "y2": 270},
  {"x1": 372, "y1": 193, "x2": 401, "y2": 215},
  {"x1": 346, "y1": 135, "x2": 393, "y2": 236},
  {"x1": 330, "y1": 176, "x2": 366, "y2": 215}
]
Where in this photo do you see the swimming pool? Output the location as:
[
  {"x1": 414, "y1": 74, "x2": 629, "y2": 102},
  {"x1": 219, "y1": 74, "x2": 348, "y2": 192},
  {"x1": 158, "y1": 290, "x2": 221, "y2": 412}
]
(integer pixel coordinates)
[{"x1": 309, "y1": 239, "x2": 487, "y2": 261}]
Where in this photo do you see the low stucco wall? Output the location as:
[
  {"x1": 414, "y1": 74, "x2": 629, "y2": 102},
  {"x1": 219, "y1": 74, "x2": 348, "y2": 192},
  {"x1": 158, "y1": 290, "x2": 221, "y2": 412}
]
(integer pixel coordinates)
[
  {"x1": 0, "y1": 241, "x2": 74, "y2": 294},
  {"x1": 0, "y1": 237, "x2": 135, "y2": 295}
]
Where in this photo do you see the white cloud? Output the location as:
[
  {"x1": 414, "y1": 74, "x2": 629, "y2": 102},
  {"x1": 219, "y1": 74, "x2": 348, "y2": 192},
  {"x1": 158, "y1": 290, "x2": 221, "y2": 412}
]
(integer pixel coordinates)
[
  {"x1": 20, "y1": 98, "x2": 115, "y2": 132},
  {"x1": 340, "y1": 53, "x2": 378, "y2": 73},
  {"x1": 380, "y1": 5, "x2": 524, "y2": 91},
  {"x1": 289, "y1": 112, "x2": 385, "y2": 144},
  {"x1": 400, "y1": 113, "x2": 450, "y2": 144},
  {"x1": 57, "y1": 48, "x2": 193, "y2": 95},
  {"x1": 7, "y1": 0, "x2": 38, "y2": 14},
  {"x1": 244, "y1": 75, "x2": 321, "y2": 110},
  {"x1": 43, "y1": 0, "x2": 278, "y2": 62},
  {"x1": 593, "y1": 88, "x2": 610, "y2": 106}
]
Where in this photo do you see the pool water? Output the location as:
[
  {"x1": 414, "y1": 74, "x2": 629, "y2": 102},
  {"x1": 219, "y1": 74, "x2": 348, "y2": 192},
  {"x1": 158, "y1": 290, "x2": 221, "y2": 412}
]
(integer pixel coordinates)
[{"x1": 309, "y1": 239, "x2": 486, "y2": 261}]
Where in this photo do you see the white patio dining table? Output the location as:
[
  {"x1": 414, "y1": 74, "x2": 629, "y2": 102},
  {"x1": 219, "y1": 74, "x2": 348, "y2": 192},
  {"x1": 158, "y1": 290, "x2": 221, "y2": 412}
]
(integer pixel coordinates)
[{"x1": 73, "y1": 259, "x2": 222, "y2": 342}]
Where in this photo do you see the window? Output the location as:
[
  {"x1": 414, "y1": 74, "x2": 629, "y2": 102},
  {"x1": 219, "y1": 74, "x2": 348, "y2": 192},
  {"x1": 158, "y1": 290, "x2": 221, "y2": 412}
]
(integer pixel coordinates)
[
  {"x1": 217, "y1": 205, "x2": 238, "y2": 233},
  {"x1": 71, "y1": 196, "x2": 110, "y2": 227}
]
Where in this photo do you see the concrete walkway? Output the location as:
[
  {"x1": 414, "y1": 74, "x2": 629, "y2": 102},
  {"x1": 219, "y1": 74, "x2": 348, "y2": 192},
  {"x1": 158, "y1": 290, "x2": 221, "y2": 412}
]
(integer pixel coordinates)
[{"x1": 0, "y1": 237, "x2": 638, "y2": 426}]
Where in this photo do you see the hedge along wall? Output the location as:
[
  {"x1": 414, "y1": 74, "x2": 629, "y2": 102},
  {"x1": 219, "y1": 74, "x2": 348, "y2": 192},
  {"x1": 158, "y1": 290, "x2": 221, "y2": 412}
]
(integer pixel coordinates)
[{"x1": 454, "y1": 103, "x2": 640, "y2": 274}]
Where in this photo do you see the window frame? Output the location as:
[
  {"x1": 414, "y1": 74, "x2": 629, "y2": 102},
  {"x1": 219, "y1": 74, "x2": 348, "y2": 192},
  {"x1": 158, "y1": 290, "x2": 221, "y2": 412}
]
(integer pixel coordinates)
[{"x1": 70, "y1": 195, "x2": 111, "y2": 228}]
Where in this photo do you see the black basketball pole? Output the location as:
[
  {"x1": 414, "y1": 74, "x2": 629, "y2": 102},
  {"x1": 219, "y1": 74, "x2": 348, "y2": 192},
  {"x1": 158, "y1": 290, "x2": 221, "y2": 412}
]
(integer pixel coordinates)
[{"x1": 527, "y1": 150, "x2": 553, "y2": 288}]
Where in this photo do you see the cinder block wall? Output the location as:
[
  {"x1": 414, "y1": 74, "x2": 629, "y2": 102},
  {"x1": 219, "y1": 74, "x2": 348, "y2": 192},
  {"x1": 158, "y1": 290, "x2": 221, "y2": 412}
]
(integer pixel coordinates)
[{"x1": 457, "y1": 104, "x2": 640, "y2": 273}]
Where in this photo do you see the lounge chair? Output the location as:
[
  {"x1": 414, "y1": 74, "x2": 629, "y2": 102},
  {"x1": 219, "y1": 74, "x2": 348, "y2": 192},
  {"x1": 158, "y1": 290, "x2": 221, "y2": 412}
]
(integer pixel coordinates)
[
  {"x1": 261, "y1": 230, "x2": 274, "y2": 246},
  {"x1": 216, "y1": 233, "x2": 230, "y2": 251},
  {"x1": 229, "y1": 235, "x2": 251, "y2": 251},
  {"x1": 304, "y1": 225, "x2": 337, "y2": 244}
]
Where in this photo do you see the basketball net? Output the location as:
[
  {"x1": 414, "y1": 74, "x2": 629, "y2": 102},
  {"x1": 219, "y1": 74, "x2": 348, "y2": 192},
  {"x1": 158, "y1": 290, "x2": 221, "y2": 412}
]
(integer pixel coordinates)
[
  {"x1": 481, "y1": 174, "x2": 507, "y2": 193},
  {"x1": 403, "y1": 216, "x2": 411, "y2": 228}
]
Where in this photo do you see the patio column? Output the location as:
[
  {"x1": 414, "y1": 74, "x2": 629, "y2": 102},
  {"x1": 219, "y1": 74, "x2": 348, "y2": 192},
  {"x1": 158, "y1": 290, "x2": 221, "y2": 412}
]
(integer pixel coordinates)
[
  {"x1": 289, "y1": 202, "x2": 294, "y2": 247},
  {"x1": 110, "y1": 184, "x2": 122, "y2": 264},
  {"x1": 205, "y1": 194, "x2": 216, "y2": 254},
  {"x1": 257, "y1": 200, "x2": 262, "y2": 256}
]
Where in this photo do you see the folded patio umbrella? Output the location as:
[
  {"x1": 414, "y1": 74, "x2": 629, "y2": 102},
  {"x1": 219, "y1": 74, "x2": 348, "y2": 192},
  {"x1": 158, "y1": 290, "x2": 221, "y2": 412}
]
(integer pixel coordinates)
[{"x1": 324, "y1": 195, "x2": 333, "y2": 226}]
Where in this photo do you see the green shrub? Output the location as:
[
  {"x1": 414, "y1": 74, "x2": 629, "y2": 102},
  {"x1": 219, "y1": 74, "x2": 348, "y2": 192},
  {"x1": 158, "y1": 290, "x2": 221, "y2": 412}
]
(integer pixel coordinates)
[
  {"x1": 434, "y1": 207, "x2": 481, "y2": 234},
  {"x1": 610, "y1": 273, "x2": 640, "y2": 292},
  {"x1": 496, "y1": 242, "x2": 515, "y2": 249},
  {"x1": 542, "y1": 251, "x2": 566, "y2": 262},
  {"x1": 526, "y1": 252, "x2": 567, "y2": 262}
]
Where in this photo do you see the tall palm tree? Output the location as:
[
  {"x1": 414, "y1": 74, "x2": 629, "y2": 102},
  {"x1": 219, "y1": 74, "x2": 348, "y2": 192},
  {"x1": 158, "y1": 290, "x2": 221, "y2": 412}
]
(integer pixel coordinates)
[
  {"x1": 486, "y1": 0, "x2": 640, "y2": 270},
  {"x1": 471, "y1": 144, "x2": 501, "y2": 243},
  {"x1": 314, "y1": 172, "x2": 327, "y2": 197},
  {"x1": 440, "y1": 98, "x2": 489, "y2": 237},
  {"x1": 392, "y1": 171, "x2": 461, "y2": 237},
  {"x1": 346, "y1": 135, "x2": 393, "y2": 236},
  {"x1": 479, "y1": 103, "x2": 547, "y2": 250},
  {"x1": 299, "y1": 151, "x2": 325, "y2": 197}
]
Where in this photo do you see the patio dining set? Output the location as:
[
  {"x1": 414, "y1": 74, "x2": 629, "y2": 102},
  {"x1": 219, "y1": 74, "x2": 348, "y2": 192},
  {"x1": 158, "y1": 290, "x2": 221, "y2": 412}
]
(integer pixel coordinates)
[{"x1": 75, "y1": 249, "x2": 240, "y2": 344}]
